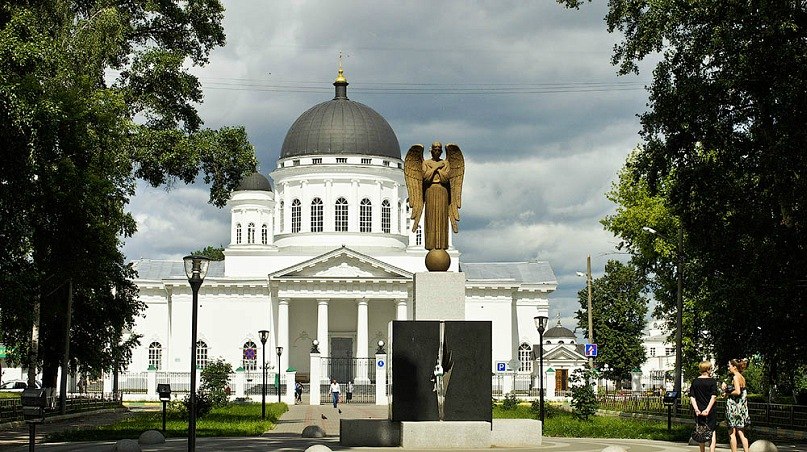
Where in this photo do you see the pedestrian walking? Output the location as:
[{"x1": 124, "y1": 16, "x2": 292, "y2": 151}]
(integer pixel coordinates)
[
  {"x1": 329, "y1": 378, "x2": 340, "y2": 408},
  {"x1": 295, "y1": 381, "x2": 303, "y2": 404},
  {"x1": 689, "y1": 361, "x2": 718, "y2": 452},
  {"x1": 346, "y1": 380, "x2": 353, "y2": 403}
]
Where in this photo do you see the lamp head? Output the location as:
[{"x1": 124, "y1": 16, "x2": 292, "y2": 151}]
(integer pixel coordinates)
[
  {"x1": 376, "y1": 339, "x2": 386, "y2": 354},
  {"x1": 258, "y1": 329, "x2": 269, "y2": 344},
  {"x1": 576, "y1": 272, "x2": 586, "y2": 277},
  {"x1": 276, "y1": 346, "x2": 283, "y2": 356},
  {"x1": 534, "y1": 315, "x2": 548, "y2": 334},
  {"x1": 642, "y1": 226, "x2": 658, "y2": 234},
  {"x1": 311, "y1": 339, "x2": 320, "y2": 353},
  {"x1": 183, "y1": 255, "x2": 211, "y2": 283}
]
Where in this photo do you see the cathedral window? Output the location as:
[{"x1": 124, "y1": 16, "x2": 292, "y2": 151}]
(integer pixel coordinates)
[
  {"x1": 148, "y1": 342, "x2": 162, "y2": 370},
  {"x1": 383, "y1": 160, "x2": 390, "y2": 166},
  {"x1": 361, "y1": 158, "x2": 371, "y2": 165},
  {"x1": 312, "y1": 158, "x2": 322, "y2": 164},
  {"x1": 247, "y1": 222, "x2": 255, "y2": 244},
  {"x1": 415, "y1": 225, "x2": 422, "y2": 245},
  {"x1": 311, "y1": 198, "x2": 323, "y2": 232},
  {"x1": 292, "y1": 159, "x2": 300, "y2": 166},
  {"x1": 261, "y1": 224, "x2": 268, "y2": 244},
  {"x1": 360, "y1": 198, "x2": 372, "y2": 232},
  {"x1": 236, "y1": 223, "x2": 242, "y2": 244},
  {"x1": 381, "y1": 200, "x2": 391, "y2": 233},
  {"x1": 518, "y1": 343, "x2": 533, "y2": 372},
  {"x1": 242, "y1": 340, "x2": 258, "y2": 371},
  {"x1": 650, "y1": 348, "x2": 656, "y2": 357},
  {"x1": 196, "y1": 341, "x2": 208, "y2": 369},
  {"x1": 335, "y1": 197, "x2": 348, "y2": 232},
  {"x1": 336, "y1": 157, "x2": 347, "y2": 163},
  {"x1": 291, "y1": 199, "x2": 301, "y2": 233},
  {"x1": 279, "y1": 201, "x2": 284, "y2": 233}
]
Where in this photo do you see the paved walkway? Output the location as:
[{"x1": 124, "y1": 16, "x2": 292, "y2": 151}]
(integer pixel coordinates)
[{"x1": 1, "y1": 404, "x2": 806, "y2": 451}]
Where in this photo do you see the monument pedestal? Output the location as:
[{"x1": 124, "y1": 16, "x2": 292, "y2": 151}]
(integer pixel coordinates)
[{"x1": 413, "y1": 271, "x2": 465, "y2": 320}]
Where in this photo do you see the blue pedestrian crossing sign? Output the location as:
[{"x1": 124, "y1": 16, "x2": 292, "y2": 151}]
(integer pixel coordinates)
[{"x1": 585, "y1": 343, "x2": 598, "y2": 357}]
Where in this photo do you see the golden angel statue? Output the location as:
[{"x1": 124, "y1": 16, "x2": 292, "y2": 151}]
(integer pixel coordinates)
[{"x1": 404, "y1": 141, "x2": 465, "y2": 271}]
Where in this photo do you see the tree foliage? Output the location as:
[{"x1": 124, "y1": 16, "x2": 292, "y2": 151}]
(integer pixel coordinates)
[
  {"x1": 200, "y1": 358, "x2": 233, "y2": 407},
  {"x1": 0, "y1": 1, "x2": 256, "y2": 386},
  {"x1": 191, "y1": 246, "x2": 225, "y2": 261},
  {"x1": 561, "y1": 0, "x2": 807, "y2": 390},
  {"x1": 569, "y1": 367, "x2": 598, "y2": 420},
  {"x1": 576, "y1": 260, "x2": 648, "y2": 384}
]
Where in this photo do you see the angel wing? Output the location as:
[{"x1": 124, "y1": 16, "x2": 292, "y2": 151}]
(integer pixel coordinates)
[
  {"x1": 445, "y1": 143, "x2": 464, "y2": 233},
  {"x1": 404, "y1": 145, "x2": 425, "y2": 232}
]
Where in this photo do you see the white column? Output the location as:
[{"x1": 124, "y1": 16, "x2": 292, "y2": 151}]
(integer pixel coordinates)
[
  {"x1": 301, "y1": 180, "x2": 310, "y2": 232},
  {"x1": 356, "y1": 299, "x2": 370, "y2": 384},
  {"x1": 545, "y1": 368, "x2": 556, "y2": 399},
  {"x1": 374, "y1": 180, "x2": 382, "y2": 232},
  {"x1": 396, "y1": 299, "x2": 408, "y2": 321},
  {"x1": 147, "y1": 368, "x2": 157, "y2": 401},
  {"x1": 324, "y1": 179, "x2": 333, "y2": 232},
  {"x1": 278, "y1": 299, "x2": 289, "y2": 373},
  {"x1": 350, "y1": 179, "x2": 359, "y2": 232},
  {"x1": 309, "y1": 351, "x2": 321, "y2": 405},
  {"x1": 375, "y1": 352, "x2": 388, "y2": 405},
  {"x1": 317, "y1": 299, "x2": 329, "y2": 358},
  {"x1": 235, "y1": 369, "x2": 245, "y2": 398}
]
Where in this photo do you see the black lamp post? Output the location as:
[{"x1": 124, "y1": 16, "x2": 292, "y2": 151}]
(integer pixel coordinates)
[
  {"x1": 276, "y1": 346, "x2": 283, "y2": 403},
  {"x1": 183, "y1": 255, "x2": 210, "y2": 452},
  {"x1": 643, "y1": 226, "x2": 684, "y2": 399},
  {"x1": 534, "y1": 314, "x2": 548, "y2": 423},
  {"x1": 259, "y1": 329, "x2": 269, "y2": 420}
]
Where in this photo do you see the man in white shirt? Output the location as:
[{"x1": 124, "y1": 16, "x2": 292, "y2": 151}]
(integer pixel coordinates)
[{"x1": 330, "y1": 379, "x2": 341, "y2": 408}]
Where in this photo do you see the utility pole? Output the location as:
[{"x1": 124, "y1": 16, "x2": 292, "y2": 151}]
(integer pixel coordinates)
[{"x1": 586, "y1": 255, "x2": 594, "y2": 369}]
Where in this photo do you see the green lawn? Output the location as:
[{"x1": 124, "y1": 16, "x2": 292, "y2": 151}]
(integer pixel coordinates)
[
  {"x1": 46, "y1": 402, "x2": 288, "y2": 442},
  {"x1": 494, "y1": 403, "x2": 693, "y2": 442},
  {"x1": 0, "y1": 392, "x2": 20, "y2": 399}
]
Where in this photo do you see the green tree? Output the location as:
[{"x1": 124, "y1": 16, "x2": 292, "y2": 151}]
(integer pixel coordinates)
[
  {"x1": 200, "y1": 359, "x2": 233, "y2": 407},
  {"x1": 0, "y1": 1, "x2": 256, "y2": 389},
  {"x1": 576, "y1": 260, "x2": 648, "y2": 386},
  {"x1": 560, "y1": 0, "x2": 807, "y2": 387},
  {"x1": 191, "y1": 246, "x2": 225, "y2": 261}
]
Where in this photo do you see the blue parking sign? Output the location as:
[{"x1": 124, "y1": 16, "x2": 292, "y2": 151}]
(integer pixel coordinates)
[
  {"x1": 585, "y1": 343, "x2": 598, "y2": 357},
  {"x1": 496, "y1": 361, "x2": 507, "y2": 372}
]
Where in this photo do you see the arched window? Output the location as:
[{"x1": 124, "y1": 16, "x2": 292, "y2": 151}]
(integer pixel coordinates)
[
  {"x1": 242, "y1": 341, "x2": 258, "y2": 371},
  {"x1": 196, "y1": 340, "x2": 208, "y2": 369},
  {"x1": 261, "y1": 224, "x2": 268, "y2": 244},
  {"x1": 148, "y1": 342, "x2": 162, "y2": 370},
  {"x1": 416, "y1": 225, "x2": 422, "y2": 246},
  {"x1": 235, "y1": 223, "x2": 242, "y2": 244},
  {"x1": 311, "y1": 197, "x2": 323, "y2": 232},
  {"x1": 291, "y1": 199, "x2": 301, "y2": 233},
  {"x1": 335, "y1": 197, "x2": 348, "y2": 232},
  {"x1": 518, "y1": 343, "x2": 533, "y2": 372},
  {"x1": 381, "y1": 199, "x2": 391, "y2": 233},
  {"x1": 360, "y1": 198, "x2": 372, "y2": 232},
  {"x1": 279, "y1": 201, "x2": 284, "y2": 233},
  {"x1": 247, "y1": 222, "x2": 255, "y2": 244}
]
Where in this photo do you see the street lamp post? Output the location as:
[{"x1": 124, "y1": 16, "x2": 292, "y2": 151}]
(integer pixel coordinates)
[
  {"x1": 642, "y1": 226, "x2": 684, "y2": 399},
  {"x1": 533, "y1": 314, "x2": 548, "y2": 423},
  {"x1": 183, "y1": 255, "x2": 210, "y2": 452},
  {"x1": 259, "y1": 329, "x2": 270, "y2": 420},
  {"x1": 601, "y1": 364, "x2": 611, "y2": 398},
  {"x1": 276, "y1": 346, "x2": 283, "y2": 403},
  {"x1": 576, "y1": 254, "x2": 594, "y2": 369}
]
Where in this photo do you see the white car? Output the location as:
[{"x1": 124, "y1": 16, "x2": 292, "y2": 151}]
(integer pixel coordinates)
[{"x1": 0, "y1": 380, "x2": 42, "y2": 392}]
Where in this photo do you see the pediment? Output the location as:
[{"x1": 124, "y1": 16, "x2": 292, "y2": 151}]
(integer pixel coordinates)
[
  {"x1": 270, "y1": 247, "x2": 413, "y2": 280},
  {"x1": 545, "y1": 346, "x2": 586, "y2": 362}
]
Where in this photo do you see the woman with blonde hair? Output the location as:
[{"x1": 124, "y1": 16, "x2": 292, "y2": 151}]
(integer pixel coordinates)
[
  {"x1": 689, "y1": 361, "x2": 718, "y2": 452},
  {"x1": 722, "y1": 358, "x2": 750, "y2": 452}
]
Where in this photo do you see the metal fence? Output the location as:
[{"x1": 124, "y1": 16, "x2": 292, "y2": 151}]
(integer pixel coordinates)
[
  {"x1": 318, "y1": 382, "x2": 376, "y2": 404},
  {"x1": 321, "y1": 357, "x2": 376, "y2": 385},
  {"x1": 599, "y1": 395, "x2": 807, "y2": 431},
  {"x1": 0, "y1": 394, "x2": 121, "y2": 423}
]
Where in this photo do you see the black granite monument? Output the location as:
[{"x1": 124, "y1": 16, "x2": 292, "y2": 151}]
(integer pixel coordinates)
[{"x1": 390, "y1": 320, "x2": 492, "y2": 422}]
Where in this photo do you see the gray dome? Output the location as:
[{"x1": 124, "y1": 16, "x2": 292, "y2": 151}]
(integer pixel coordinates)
[
  {"x1": 280, "y1": 75, "x2": 400, "y2": 159},
  {"x1": 544, "y1": 319, "x2": 575, "y2": 339},
  {"x1": 235, "y1": 172, "x2": 272, "y2": 192}
]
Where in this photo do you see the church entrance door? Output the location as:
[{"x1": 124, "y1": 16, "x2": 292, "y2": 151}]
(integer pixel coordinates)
[{"x1": 329, "y1": 337, "x2": 354, "y2": 384}]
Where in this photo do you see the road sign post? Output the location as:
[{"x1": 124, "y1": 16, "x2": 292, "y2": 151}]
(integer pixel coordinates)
[{"x1": 585, "y1": 343, "x2": 598, "y2": 358}]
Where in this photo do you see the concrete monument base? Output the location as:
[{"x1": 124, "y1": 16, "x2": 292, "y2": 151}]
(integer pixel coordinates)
[
  {"x1": 339, "y1": 418, "x2": 542, "y2": 448},
  {"x1": 413, "y1": 271, "x2": 466, "y2": 320}
]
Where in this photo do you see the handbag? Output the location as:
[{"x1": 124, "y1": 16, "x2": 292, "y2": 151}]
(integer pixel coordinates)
[{"x1": 691, "y1": 417, "x2": 713, "y2": 443}]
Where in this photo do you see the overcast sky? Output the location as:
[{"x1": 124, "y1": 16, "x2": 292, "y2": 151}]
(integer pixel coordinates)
[{"x1": 122, "y1": 0, "x2": 656, "y2": 336}]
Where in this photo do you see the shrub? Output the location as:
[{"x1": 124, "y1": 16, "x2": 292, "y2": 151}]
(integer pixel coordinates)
[
  {"x1": 500, "y1": 392, "x2": 520, "y2": 410},
  {"x1": 200, "y1": 359, "x2": 233, "y2": 407},
  {"x1": 181, "y1": 391, "x2": 213, "y2": 419},
  {"x1": 569, "y1": 368, "x2": 599, "y2": 420}
]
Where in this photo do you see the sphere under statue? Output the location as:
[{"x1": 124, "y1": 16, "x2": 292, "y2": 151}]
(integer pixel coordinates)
[{"x1": 404, "y1": 141, "x2": 465, "y2": 271}]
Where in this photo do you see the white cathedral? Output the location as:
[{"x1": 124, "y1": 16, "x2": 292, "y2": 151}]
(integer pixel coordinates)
[{"x1": 127, "y1": 70, "x2": 573, "y2": 396}]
